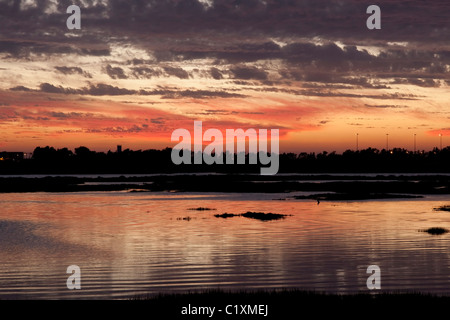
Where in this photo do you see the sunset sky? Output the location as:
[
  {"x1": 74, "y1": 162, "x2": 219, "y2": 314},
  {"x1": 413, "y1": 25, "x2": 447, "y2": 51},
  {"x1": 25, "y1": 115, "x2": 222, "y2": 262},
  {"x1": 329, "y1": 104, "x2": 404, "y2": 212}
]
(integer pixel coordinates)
[{"x1": 0, "y1": 0, "x2": 449, "y2": 153}]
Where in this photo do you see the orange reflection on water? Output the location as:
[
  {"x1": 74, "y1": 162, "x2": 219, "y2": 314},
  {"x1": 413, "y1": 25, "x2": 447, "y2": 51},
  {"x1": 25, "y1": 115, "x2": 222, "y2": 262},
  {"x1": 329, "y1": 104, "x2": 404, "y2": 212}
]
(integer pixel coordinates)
[{"x1": 0, "y1": 191, "x2": 449, "y2": 299}]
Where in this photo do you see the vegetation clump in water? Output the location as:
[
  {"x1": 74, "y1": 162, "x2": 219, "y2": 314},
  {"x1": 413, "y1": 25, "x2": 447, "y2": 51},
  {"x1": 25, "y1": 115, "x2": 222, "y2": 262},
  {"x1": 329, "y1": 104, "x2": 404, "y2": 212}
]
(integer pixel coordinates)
[
  {"x1": 433, "y1": 205, "x2": 450, "y2": 212},
  {"x1": 214, "y1": 211, "x2": 288, "y2": 221},
  {"x1": 214, "y1": 213, "x2": 240, "y2": 218},
  {"x1": 420, "y1": 227, "x2": 449, "y2": 235},
  {"x1": 241, "y1": 211, "x2": 287, "y2": 221}
]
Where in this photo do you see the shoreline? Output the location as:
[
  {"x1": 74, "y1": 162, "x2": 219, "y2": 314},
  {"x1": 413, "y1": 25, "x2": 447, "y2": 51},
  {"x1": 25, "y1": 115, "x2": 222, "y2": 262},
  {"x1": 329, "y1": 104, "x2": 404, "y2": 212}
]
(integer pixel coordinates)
[{"x1": 0, "y1": 173, "x2": 448, "y2": 195}]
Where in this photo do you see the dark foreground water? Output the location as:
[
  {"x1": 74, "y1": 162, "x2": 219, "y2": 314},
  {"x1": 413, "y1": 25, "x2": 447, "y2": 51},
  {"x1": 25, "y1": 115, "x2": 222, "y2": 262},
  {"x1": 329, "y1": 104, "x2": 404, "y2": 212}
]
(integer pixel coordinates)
[{"x1": 0, "y1": 191, "x2": 449, "y2": 299}]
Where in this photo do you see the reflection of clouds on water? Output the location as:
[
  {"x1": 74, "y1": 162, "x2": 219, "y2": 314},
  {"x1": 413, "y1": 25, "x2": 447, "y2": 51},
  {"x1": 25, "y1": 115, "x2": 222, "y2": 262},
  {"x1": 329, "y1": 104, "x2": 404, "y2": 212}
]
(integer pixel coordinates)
[
  {"x1": 0, "y1": 219, "x2": 105, "y2": 259},
  {"x1": 1, "y1": 192, "x2": 450, "y2": 299},
  {"x1": 0, "y1": 220, "x2": 67, "y2": 251},
  {"x1": 0, "y1": 219, "x2": 113, "y2": 300}
]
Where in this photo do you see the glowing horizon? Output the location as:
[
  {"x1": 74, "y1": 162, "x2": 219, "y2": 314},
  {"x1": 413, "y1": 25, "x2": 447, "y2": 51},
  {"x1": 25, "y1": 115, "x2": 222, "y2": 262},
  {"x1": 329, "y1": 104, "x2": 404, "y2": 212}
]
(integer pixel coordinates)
[{"x1": 0, "y1": 1, "x2": 449, "y2": 154}]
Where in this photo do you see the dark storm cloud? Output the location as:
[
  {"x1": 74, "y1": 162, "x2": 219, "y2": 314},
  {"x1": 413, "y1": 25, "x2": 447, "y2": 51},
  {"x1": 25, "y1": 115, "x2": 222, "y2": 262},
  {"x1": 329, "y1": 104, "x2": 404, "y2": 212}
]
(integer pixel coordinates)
[
  {"x1": 131, "y1": 67, "x2": 163, "y2": 79},
  {"x1": 210, "y1": 68, "x2": 223, "y2": 80},
  {"x1": 10, "y1": 85, "x2": 32, "y2": 92},
  {"x1": 55, "y1": 66, "x2": 92, "y2": 78},
  {"x1": 2, "y1": 1, "x2": 447, "y2": 50},
  {"x1": 230, "y1": 66, "x2": 268, "y2": 81},
  {"x1": 159, "y1": 89, "x2": 244, "y2": 99},
  {"x1": 156, "y1": 41, "x2": 282, "y2": 63},
  {"x1": 0, "y1": 40, "x2": 77, "y2": 57},
  {"x1": 163, "y1": 67, "x2": 190, "y2": 79},
  {"x1": 55, "y1": 66, "x2": 83, "y2": 75},
  {"x1": 283, "y1": 45, "x2": 448, "y2": 79},
  {"x1": 80, "y1": 48, "x2": 111, "y2": 56},
  {"x1": 281, "y1": 43, "x2": 373, "y2": 65},
  {"x1": 128, "y1": 59, "x2": 155, "y2": 65},
  {"x1": 96, "y1": 0, "x2": 448, "y2": 43},
  {"x1": 85, "y1": 84, "x2": 135, "y2": 96},
  {"x1": 247, "y1": 85, "x2": 420, "y2": 100},
  {"x1": 39, "y1": 83, "x2": 76, "y2": 94},
  {"x1": 151, "y1": 42, "x2": 374, "y2": 68},
  {"x1": 105, "y1": 64, "x2": 128, "y2": 79},
  {"x1": 0, "y1": 40, "x2": 110, "y2": 58},
  {"x1": 11, "y1": 83, "x2": 138, "y2": 95},
  {"x1": 10, "y1": 83, "x2": 245, "y2": 99},
  {"x1": 1, "y1": 0, "x2": 448, "y2": 90},
  {"x1": 390, "y1": 78, "x2": 441, "y2": 88},
  {"x1": 296, "y1": 90, "x2": 419, "y2": 100},
  {"x1": 280, "y1": 71, "x2": 391, "y2": 89}
]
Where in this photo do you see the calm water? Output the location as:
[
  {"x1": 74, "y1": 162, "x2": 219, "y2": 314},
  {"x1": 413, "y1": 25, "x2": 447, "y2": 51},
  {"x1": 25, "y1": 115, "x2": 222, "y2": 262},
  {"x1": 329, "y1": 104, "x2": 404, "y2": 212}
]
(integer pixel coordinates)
[{"x1": 0, "y1": 191, "x2": 449, "y2": 299}]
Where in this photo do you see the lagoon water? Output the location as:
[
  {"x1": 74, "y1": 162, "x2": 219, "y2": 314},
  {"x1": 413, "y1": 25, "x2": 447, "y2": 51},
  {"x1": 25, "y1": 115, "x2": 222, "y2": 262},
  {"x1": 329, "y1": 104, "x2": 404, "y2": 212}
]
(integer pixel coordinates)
[{"x1": 0, "y1": 191, "x2": 449, "y2": 299}]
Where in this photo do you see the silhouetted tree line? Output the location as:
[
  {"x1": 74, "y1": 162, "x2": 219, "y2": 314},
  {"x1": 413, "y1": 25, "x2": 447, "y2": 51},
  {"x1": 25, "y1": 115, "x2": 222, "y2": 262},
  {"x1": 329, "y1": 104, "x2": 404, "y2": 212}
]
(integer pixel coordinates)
[{"x1": 0, "y1": 146, "x2": 449, "y2": 174}]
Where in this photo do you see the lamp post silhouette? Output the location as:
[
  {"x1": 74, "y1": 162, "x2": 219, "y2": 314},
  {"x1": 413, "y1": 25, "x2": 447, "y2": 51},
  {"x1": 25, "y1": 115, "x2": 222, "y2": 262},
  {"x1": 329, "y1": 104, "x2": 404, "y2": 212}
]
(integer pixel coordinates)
[
  {"x1": 439, "y1": 133, "x2": 442, "y2": 150},
  {"x1": 356, "y1": 133, "x2": 359, "y2": 151},
  {"x1": 414, "y1": 134, "x2": 416, "y2": 153},
  {"x1": 386, "y1": 134, "x2": 389, "y2": 150}
]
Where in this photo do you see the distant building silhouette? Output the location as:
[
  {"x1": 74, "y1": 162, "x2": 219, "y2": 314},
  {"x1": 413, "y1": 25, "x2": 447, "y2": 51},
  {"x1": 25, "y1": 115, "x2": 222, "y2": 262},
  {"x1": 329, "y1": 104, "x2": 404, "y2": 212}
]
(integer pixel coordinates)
[
  {"x1": 0, "y1": 152, "x2": 24, "y2": 161},
  {"x1": 117, "y1": 145, "x2": 122, "y2": 153}
]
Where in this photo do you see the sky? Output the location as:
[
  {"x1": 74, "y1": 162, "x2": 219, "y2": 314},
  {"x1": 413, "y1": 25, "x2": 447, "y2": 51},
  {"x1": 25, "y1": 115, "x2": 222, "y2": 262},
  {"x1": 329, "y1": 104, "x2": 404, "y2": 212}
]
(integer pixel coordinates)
[{"x1": 0, "y1": 0, "x2": 449, "y2": 153}]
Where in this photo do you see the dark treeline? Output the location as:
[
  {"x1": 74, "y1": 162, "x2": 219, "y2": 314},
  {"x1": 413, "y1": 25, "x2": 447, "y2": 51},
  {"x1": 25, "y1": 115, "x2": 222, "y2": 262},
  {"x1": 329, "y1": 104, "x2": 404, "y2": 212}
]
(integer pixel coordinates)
[{"x1": 0, "y1": 146, "x2": 449, "y2": 174}]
